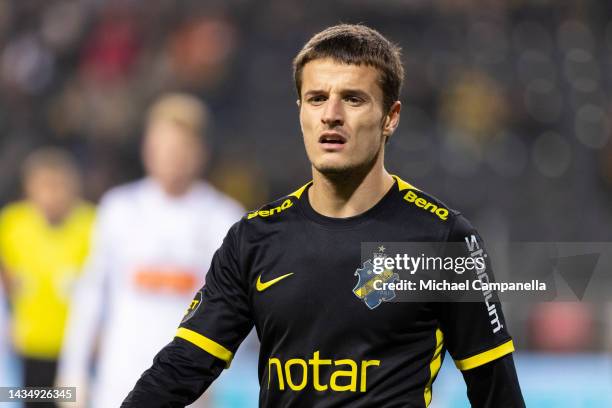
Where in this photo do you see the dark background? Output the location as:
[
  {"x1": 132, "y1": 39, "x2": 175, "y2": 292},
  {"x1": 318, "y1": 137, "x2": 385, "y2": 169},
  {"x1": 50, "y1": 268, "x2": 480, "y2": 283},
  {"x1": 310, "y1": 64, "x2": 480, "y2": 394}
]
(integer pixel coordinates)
[{"x1": 0, "y1": 2, "x2": 611, "y2": 405}]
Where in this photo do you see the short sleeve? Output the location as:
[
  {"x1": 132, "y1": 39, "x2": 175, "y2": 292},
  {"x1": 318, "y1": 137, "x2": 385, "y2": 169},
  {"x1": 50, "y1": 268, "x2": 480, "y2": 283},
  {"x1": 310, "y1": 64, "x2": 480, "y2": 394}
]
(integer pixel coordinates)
[
  {"x1": 435, "y1": 214, "x2": 514, "y2": 371},
  {"x1": 176, "y1": 221, "x2": 253, "y2": 368}
]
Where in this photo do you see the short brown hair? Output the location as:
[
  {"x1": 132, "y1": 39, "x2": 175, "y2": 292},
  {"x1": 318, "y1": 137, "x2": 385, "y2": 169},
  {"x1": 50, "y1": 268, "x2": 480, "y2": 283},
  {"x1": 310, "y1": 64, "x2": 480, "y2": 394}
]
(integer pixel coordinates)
[{"x1": 293, "y1": 24, "x2": 404, "y2": 113}]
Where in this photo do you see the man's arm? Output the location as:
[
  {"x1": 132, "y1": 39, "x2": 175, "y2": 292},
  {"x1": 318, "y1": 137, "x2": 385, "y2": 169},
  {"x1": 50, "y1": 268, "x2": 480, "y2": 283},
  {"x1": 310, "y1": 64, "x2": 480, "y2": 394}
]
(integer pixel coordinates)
[
  {"x1": 122, "y1": 338, "x2": 227, "y2": 407},
  {"x1": 56, "y1": 200, "x2": 110, "y2": 406},
  {"x1": 0, "y1": 210, "x2": 14, "y2": 311},
  {"x1": 436, "y1": 213, "x2": 525, "y2": 407},
  {"x1": 122, "y1": 221, "x2": 253, "y2": 407},
  {"x1": 462, "y1": 354, "x2": 525, "y2": 408},
  {"x1": 0, "y1": 265, "x2": 11, "y2": 310}
]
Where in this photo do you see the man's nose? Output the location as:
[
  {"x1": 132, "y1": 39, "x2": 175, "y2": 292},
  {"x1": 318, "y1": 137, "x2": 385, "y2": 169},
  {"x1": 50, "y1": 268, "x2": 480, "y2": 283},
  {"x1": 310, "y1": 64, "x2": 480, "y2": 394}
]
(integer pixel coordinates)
[{"x1": 321, "y1": 97, "x2": 344, "y2": 127}]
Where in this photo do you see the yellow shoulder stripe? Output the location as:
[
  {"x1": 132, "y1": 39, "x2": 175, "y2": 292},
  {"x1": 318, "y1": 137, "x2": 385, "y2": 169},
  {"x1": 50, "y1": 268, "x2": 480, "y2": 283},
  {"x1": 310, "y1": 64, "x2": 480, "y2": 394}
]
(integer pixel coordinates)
[
  {"x1": 289, "y1": 181, "x2": 313, "y2": 199},
  {"x1": 391, "y1": 174, "x2": 419, "y2": 192},
  {"x1": 424, "y1": 328, "x2": 444, "y2": 406},
  {"x1": 175, "y1": 327, "x2": 234, "y2": 368},
  {"x1": 454, "y1": 339, "x2": 514, "y2": 371}
]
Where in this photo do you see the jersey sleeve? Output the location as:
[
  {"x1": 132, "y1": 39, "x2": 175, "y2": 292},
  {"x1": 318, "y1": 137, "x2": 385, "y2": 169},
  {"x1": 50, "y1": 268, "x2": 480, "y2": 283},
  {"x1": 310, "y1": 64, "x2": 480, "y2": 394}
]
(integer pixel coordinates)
[
  {"x1": 462, "y1": 354, "x2": 526, "y2": 407},
  {"x1": 122, "y1": 221, "x2": 254, "y2": 407},
  {"x1": 175, "y1": 219, "x2": 254, "y2": 367},
  {"x1": 435, "y1": 214, "x2": 515, "y2": 372}
]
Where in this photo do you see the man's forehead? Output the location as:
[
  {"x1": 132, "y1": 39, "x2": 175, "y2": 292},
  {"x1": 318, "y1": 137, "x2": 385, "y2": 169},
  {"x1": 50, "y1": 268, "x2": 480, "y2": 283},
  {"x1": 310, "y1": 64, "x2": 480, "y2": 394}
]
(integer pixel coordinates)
[{"x1": 301, "y1": 58, "x2": 381, "y2": 93}]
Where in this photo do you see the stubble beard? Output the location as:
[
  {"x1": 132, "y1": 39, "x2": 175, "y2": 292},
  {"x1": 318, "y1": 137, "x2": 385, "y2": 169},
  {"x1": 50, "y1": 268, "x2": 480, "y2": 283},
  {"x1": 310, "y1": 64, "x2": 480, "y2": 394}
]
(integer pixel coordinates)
[{"x1": 312, "y1": 143, "x2": 384, "y2": 183}]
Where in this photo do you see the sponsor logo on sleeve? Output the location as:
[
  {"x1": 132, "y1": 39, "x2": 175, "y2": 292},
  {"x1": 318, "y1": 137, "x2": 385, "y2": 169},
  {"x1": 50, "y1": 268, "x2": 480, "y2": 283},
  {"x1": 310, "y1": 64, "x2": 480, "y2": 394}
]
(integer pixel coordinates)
[{"x1": 181, "y1": 290, "x2": 203, "y2": 323}]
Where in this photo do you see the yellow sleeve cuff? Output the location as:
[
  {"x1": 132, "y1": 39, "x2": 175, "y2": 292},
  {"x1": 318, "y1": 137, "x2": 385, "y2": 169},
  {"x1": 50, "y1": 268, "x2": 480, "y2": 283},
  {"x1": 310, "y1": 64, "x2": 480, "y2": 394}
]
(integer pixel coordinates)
[
  {"x1": 175, "y1": 327, "x2": 234, "y2": 368},
  {"x1": 454, "y1": 339, "x2": 515, "y2": 371}
]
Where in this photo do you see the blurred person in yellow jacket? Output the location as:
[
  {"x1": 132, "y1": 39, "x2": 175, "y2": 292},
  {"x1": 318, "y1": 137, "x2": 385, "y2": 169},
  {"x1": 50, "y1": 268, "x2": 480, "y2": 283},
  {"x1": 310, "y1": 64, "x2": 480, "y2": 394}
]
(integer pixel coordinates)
[{"x1": 0, "y1": 148, "x2": 95, "y2": 407}]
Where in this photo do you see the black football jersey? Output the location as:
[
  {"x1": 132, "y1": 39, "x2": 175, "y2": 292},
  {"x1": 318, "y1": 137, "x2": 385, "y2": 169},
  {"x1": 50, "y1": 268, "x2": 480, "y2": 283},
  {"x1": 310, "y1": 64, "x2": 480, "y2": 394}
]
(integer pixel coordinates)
[{"x1": 123, "y1": 175, "x2": 515, "y2": 408}]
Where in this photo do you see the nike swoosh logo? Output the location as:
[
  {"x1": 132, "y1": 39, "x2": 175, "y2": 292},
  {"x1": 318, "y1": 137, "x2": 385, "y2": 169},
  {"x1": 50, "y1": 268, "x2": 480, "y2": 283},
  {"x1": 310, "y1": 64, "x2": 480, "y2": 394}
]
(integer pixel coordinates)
[{"x1": 256, "y1": 273, "x2": 294, "y2": 292}]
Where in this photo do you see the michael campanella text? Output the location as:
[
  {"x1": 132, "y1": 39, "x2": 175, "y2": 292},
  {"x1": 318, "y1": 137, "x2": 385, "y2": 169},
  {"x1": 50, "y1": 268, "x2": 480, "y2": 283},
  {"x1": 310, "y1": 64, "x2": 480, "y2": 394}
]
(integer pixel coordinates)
[{"x1": 373, "y1": 279, "x2": 547, "y2": 293}]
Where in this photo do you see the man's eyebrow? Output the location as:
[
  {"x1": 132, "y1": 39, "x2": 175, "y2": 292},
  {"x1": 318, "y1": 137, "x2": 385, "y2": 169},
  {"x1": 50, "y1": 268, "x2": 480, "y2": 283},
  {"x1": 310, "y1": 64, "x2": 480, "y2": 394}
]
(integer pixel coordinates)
[
  {"x1": 303, "y1": 89, "x2": 327, "y2": 98},
  {"x1": 340, "y1": 89, "x2": 370, "y2": 98},
  {"x1": 303, "y1": 89, "x2": 370, "y2": 98}
]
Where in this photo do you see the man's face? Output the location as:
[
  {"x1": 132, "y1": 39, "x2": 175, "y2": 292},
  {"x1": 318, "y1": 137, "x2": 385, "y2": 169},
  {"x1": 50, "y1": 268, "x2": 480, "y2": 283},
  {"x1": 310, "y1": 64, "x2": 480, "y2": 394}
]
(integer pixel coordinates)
[
  {"x1": 25, "y1": 167, "x2": 79, "y2": 224},
  {"x1": 143, "y1": 120, "x2": 205, "y2": 196},
  {"x1": 299, "y1": 58, "x2": 398, "y2": 176}
]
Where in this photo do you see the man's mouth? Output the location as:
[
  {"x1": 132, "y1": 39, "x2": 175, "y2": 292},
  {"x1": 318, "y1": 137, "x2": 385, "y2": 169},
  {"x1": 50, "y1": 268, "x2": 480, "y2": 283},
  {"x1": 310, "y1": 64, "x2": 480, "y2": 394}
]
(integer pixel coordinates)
[{"x1": 319, "y1": 132, "x2": 347, "y2": 145}]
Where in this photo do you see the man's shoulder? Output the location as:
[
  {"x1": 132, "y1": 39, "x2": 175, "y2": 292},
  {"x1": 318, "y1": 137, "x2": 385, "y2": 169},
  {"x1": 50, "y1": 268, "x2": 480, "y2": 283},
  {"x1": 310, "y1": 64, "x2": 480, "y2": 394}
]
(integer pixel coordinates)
[
  {"x1": 91, "y1": 180, "x2": 150, "y2": 226},
  {"x1": 0, "y1": 202, "x2": 38, "y2": 236},
  {"x1": 220, "y1": 182, "x2": 310, "y2": 252},
  {"x1": 393, "y1": 176, "x2": 488, "y2": 242},
  {"x1": 189, "y1": 181, "x2": 244, "y2": 219},
  {"x1": 99, "y1": 180, "x2": 145, "y2": 205},
  {"x1": 391, "y1": 175, "x2": 459, "y2": 224},
  {"x1": 0, "y1": 201, "x2": 34, "y2": 220},
  {"x1": 242, "y1": 181, "x2": 311, "y2": 223}
]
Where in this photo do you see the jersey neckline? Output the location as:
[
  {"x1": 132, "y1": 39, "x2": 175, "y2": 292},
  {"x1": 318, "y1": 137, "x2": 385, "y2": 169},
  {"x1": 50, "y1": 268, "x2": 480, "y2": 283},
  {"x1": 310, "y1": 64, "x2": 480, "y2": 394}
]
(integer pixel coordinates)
[{"x1": 295, "y1": 178, "x2": 399, "y2": 229}]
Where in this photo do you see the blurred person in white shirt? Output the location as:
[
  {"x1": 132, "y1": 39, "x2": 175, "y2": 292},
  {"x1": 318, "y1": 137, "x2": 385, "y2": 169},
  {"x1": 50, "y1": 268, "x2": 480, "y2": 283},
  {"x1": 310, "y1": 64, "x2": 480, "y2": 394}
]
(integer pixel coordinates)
[{"x1": 57, "y1": 93, "x2": 244, "y2": 408}]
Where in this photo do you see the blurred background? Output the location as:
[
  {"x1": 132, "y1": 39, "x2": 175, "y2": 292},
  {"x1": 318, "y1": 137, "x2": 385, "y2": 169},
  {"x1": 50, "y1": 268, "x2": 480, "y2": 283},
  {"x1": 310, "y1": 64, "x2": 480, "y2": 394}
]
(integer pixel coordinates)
[{"x1": 1, "y1": 0, "x2": 612, "y2": 407}]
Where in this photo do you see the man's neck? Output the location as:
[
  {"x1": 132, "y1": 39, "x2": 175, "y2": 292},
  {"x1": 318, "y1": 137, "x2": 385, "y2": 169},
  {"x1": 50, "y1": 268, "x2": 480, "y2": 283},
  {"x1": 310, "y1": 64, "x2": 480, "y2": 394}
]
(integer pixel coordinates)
[
  {"x1": 34, "y1": 204, "x2": 75, "y2": 227},
  {"x1": 308, "y1": 165, "x2": 394, "y2": 218},
  {"x1": 153, "y1": 178, "x2": 195, "y2": 199}
]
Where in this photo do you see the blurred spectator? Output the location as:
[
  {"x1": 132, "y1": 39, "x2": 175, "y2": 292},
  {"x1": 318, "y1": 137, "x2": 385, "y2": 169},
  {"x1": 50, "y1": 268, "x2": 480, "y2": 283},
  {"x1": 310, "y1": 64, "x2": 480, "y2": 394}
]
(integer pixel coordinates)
[
  {"x1": 56, "y1": 93, "x2": 243, "y2": 408},
  {"x1": 529, "y1": 302, "x2": 594, "y2": 352},
  {"x1": 0, "y1": 147, "x2": 95, "y2": 408},
  {"x1": 78, "y1": 6, "x2": 140, "y2": 84},
  {"x1": 440, "y1": 69, "x2": 508, "y2": 144},
  {"x1": 168, "y1": 16, "x2": 238, "y2": 91}
]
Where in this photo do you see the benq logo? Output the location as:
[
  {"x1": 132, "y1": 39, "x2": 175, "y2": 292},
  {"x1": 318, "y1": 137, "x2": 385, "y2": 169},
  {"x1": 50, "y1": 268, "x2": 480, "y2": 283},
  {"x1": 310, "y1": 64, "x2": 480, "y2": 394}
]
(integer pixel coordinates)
[
  {"x1": 403, "y1": 190, "x2": 449, "y2": 221},
  {"x1": 248, "y1": 199, "x2": 293, "y2": 219}
]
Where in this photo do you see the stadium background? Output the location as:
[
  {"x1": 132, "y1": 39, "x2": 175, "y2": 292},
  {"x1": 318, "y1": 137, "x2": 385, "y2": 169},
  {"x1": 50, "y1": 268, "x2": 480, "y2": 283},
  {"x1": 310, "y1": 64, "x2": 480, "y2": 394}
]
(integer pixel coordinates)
[{"x1": 1, "y1": 0, "x2": 612, "y2": 406}]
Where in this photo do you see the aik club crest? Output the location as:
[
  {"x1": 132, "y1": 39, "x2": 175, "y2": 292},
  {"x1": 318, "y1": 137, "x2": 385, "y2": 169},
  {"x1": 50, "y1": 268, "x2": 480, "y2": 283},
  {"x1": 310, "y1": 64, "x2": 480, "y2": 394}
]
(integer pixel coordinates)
[{"x1": 353, "y1": 251, "x2": 399, "y2": 310}]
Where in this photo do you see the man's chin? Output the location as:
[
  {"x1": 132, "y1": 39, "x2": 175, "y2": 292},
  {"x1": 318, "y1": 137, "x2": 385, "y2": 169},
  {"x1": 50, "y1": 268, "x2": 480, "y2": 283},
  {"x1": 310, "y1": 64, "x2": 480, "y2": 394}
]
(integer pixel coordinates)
[
  {"x1": 312, "y1": 151, "x2": 381, "y2": 179},
  {"x1": 313, "y1": 162, "x2": 354, "y2": 176}
]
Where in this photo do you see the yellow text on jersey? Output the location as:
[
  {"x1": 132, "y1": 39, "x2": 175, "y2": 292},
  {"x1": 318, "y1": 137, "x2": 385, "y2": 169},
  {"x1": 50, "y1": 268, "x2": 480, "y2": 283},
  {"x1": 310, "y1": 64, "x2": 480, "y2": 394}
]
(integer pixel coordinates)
[
  {"x1": 268, "y1": 351, "x2": 380, "y2": 392},
  {"x1": 403, "y1": 190, "x2": 449, "y2": 221},
  {"x1": 248, "y1": 199, "x2": 293, "y2": 219}
]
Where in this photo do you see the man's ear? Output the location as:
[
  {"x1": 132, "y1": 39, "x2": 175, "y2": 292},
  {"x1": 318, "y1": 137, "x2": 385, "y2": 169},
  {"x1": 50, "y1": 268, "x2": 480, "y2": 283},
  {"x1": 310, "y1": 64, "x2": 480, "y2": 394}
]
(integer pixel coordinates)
[{"x1": 382, "y1": 101, "x2": 401, "y2": 139}]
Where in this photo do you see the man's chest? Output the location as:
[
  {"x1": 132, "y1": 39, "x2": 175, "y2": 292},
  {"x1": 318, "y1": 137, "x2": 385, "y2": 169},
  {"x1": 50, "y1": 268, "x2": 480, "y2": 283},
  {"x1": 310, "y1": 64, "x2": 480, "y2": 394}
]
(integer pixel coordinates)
[
  {"x1": 247, "y1": 228, "x2": 438, "y2": 343},
  {"x1": 110, "y1": 203, "x2": 220, "y2": 264},
  {"x1": 246, "y1": 228, "x2": 441, "y2": 401},
  {"x1": 108, "y1": 202, "x2": 224, "y2": 295}
]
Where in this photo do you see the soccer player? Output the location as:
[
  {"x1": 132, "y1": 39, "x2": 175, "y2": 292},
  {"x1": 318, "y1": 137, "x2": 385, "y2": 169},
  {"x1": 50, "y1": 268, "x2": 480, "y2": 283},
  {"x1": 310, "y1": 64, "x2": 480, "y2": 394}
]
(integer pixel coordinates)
[
  {"x1": 56, "y1": 93, "x2": 243, "y2": 408},
  {"x1": 122, "y1": 25, "x2": 525, "y2": 407},
  {"x1": 0, "y1": 148, "x2": 95, "y2": 408}
]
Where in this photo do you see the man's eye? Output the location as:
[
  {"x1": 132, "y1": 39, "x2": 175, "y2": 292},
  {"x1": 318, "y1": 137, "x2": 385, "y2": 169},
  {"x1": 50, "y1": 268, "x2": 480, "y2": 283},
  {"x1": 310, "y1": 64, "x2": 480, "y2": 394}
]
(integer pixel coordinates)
[
  {"x1": 308, "y1": 95, "x2": 326, "y2": 104},
  {"x1": 344, "y1": 96, "x2": 364, "y2": 105}
]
